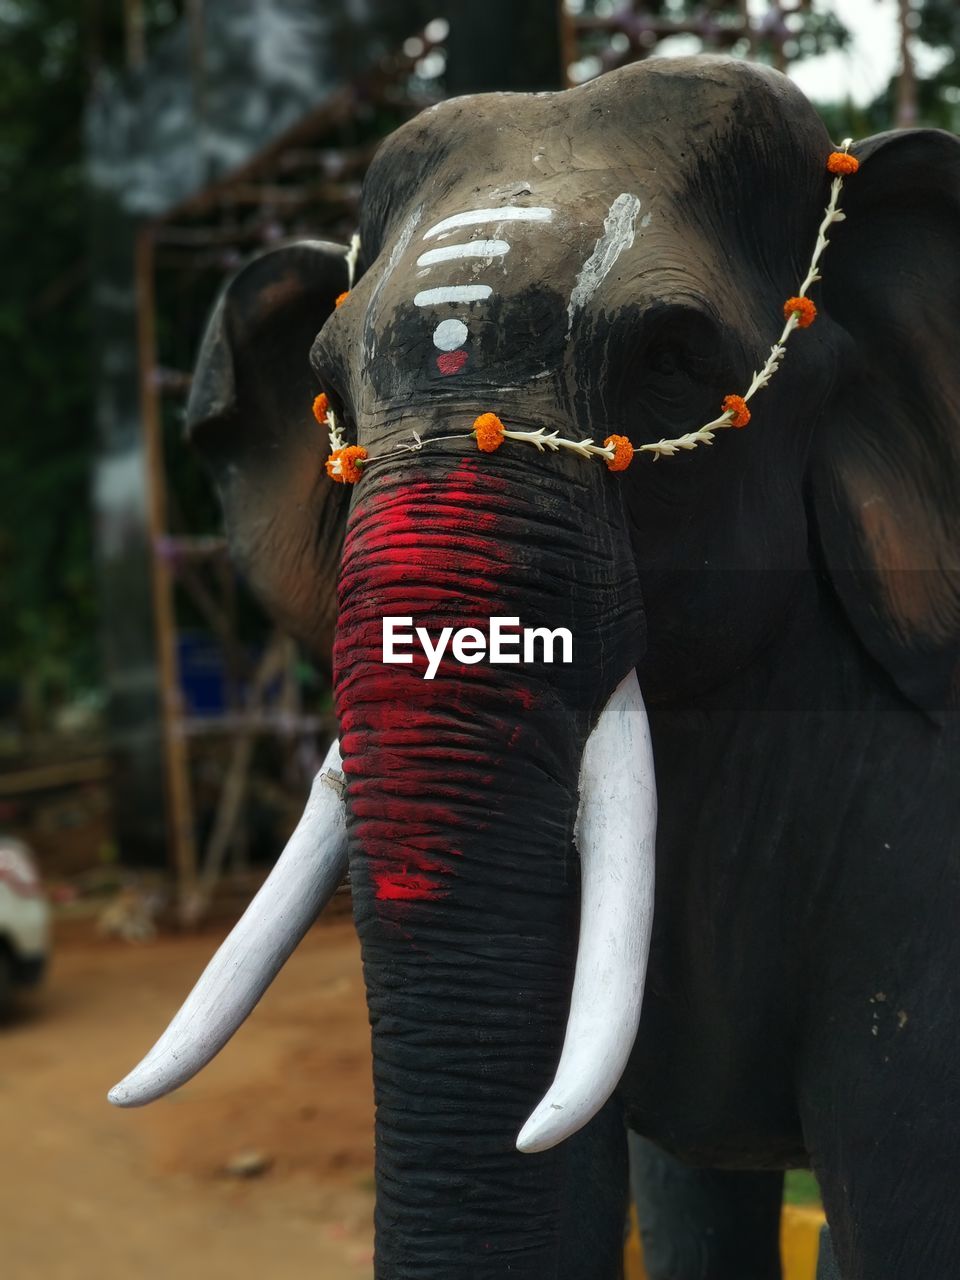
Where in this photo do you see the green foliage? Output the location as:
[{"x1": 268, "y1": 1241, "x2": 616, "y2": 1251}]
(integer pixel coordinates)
[
  {"x1": 784, "y1": 1169, "x2": 822, "y2": 1207},
  {"x1": 907, "y1": 0, "x2": 960, "y2": 130},
  {"x1": 0, "y1": 3, "x2": 98, "y2": 709},
  {"x1": 0, "y1": 2, "x2": 185, "y2": 714}
]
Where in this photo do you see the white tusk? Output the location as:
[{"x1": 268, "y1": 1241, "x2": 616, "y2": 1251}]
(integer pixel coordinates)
[
  {"x1": 108, "y1": 739, "x2": 348, "y2": 1107},
  {"x1": 516, "y1": 669, "x2": 657, "y2": 1154}
]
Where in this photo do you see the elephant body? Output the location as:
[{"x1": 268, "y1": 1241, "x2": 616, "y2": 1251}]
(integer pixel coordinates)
[
  {"x1": 117, "y1": 56, "x2": 960, "y2": 1279},
  {"x1": 634, "y1": 571, "x2": 960, "y2": 1273}
]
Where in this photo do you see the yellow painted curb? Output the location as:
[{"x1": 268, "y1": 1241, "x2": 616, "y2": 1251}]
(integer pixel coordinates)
[
  {"x1": 782, "y1": 1203, "x2": 826, "y2": 1280},
  {"x1": 623, "y1": 1208, "x2": 646, "y2": 1280},
  {"x1": 624, "y1": 1202, "x2": 826, "y2": 1280}
]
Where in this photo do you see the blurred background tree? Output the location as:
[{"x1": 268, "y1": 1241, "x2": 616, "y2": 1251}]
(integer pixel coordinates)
[
  {"x1": 565, "y1": 0, "x2": 849, "y2": 79},
  {"x1": 890, "y1": 0, "x2": 960, "y2": 130},
  {"x1": 0, "y1": 1, "x2": 184, "y2": 724},
  {"x1": 0, "y1": 3, "x2": 101, "y2": 723}
]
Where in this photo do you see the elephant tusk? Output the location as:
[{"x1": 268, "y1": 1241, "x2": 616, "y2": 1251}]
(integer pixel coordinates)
[
  {"x1": 516, "y1": 670, "x2": 657, "y2": 1154},
  {"x1": 107, "y1": 739, "x2": 348, "y2": 1107}
]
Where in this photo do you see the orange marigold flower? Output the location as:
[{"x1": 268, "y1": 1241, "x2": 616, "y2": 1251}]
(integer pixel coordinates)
[
  {"x1": 325, "y1": 445, "x2": 367, "y2": 484},
  {"x1": 722, "y1": 394, "x2": 751, "y2": 429},
  {"x1": 604, "y1": 434, "x2": 634, "y2": 472},
  {"x1": 827, "y1": 151, "x2": 859, "y2": 176},
  {"x1": 312, "y1": 392, "x2": 330, "y2": 424},
  {"x1": 784, "y1": 295, "x2": 817, "y2": 328},
  {"x1": 473, "y1": 412, "x2": 505, "y2": 453},
  {"x1": 338, "y1": 445, "x2": 366, "y2": 483},
  {"x1": 335, "y1": 291, "x2": 350, "y2": 308},
  {"x1": 325, "y1": 451, "x2": 346, "y2": 483}
]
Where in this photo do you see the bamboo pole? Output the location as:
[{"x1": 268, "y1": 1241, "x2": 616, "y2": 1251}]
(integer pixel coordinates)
[
  {"x1": 123, "y1": 0, "x2": 146, "y2": 71},
  {"x1": 136, "y1": 227, "x2": 199, "y2": 917},
  {"x1": 895, "y1": 0, "x2": 918, "y2": 128}
]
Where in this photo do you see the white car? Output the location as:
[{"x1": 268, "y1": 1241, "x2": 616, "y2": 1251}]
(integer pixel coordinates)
[{"x1": 0, "y1": 838, "x2": 50, "y2": 1011}]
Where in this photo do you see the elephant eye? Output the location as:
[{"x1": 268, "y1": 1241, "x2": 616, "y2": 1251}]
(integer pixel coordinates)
[
  {"x1": 587, "y1": 303, "x2": 724, "y2": 432},
  {"x1": 638, "y1": 308, "x2": 722, "y2": 407},
  {"x1": 647, "y1": 342, "x2": 682, "y2": 378}
]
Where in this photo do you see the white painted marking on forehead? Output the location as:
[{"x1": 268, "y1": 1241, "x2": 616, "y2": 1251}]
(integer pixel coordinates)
[
  {"x1": 414, "y1": 285, "x2": 492, "y2": 306},
  {"x1": 365, "y1": 204, "x2": 422, "y2": 361},
  {"x1": 417, "y1": 239, "x2": 511, "y2": 267},
  {"x1": 433, "y1": 319, "x2": 469, "y2": 351},
  {"x1": 423, "y1": 206, "x2": 553, "y2": 240},
  {"x1": 567, "y1": 193, "x2": 643, "y2": 335}
]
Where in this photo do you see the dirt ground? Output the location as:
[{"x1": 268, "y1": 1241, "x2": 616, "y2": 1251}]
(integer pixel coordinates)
[
  {"x1": 1, "y1": 911, "x2": 824, "y2": 1280},
  {"x1": 1, "y1": 915, "x2": 376, "y2": 1280}
]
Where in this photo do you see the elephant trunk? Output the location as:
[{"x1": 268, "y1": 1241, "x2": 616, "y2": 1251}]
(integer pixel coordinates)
[
  {"x1": 334, "y1": 453, "x2": 649, "y2": 1275},
  {"x1": 106, "y1": 443, "x2": 656, "y2": 1274}
]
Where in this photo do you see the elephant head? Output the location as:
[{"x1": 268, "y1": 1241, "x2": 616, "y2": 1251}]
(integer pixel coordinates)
[{"x1": 110, "y1": 56, "x2": 960, "y2": 1277}]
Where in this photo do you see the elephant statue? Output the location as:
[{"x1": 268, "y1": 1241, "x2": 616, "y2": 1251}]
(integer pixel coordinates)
[{"x1": 110, "y1": 56, "x2": 960, "y2": 1279}]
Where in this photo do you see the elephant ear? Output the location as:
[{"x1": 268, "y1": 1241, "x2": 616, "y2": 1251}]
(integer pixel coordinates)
[
  {"x1": 186, "y1": 240, "x2": 350, "y2": 668},
  {"x1": 812, "y1": 129, "x2": 960, "y2": 719}
]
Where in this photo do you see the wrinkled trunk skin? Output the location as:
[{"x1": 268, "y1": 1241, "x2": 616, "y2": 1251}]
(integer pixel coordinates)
[{"x1": 334, "y1": 450, "x2": 642, "y2": 1277}]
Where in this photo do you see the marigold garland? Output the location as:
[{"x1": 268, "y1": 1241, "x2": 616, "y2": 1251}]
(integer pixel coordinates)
[
  {"x1": 604, "y1": 435, "x2": 634, "y2": 472},
  {"x1": 312, "y1": 392, "x2": 330, "y2": 425},
  {"x1": 827, "y1": 151, "x2": 859, "y2": 176},
  {"x1": 319, "y1": 139, "x2": 858, "y2": 481},
  {"x1": 637, "y1": 137, "x2": 856, "y2": 459},
  {"x1": 783, "y1": 296, "x2": 817, "y2": 328},
  {"x1": 470, "y1": 417, "x2": 634, "y2": 467},
  {"x1": 335, "y1": 291, "x2": 350, "y2": 308},
  {"x1": 326, "y1": 445, "x2": 367, "y2": 484},
  {"x1": 721, "y1": 394, "x2": 751, "y2": 429},
  {"x1": 473, "y1": 413, "x2": 506, "y2": 453}
]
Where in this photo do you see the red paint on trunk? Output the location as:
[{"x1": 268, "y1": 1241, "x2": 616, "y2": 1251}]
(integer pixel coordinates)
[
  {"x1": 335, "y1": 462, "x2": 521, "y2": 904},
  {"x1": 375, "y1": 872, "x2": 447, "y2": 901},
  {"x1": 437, "y1": 350, "x2": 468, "y2": 376}
]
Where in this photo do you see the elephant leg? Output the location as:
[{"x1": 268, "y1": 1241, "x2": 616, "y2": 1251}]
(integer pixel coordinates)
[
  {"x1": 629, "y1": 1133, "x2": 784, "y2": 1280},
  {"x1": 805, "y1": 1086, "x2": 960, "y2": 1280},
  {"x1": 556, "y1": 1096, "x2": 629, "y2": 1280},
  {"x1": 816, "y1": 1225, "x2": 841, "y2": 1280},
  {"x1": 800, "y1": 924, "x2": 960, "y2": 1280}
]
